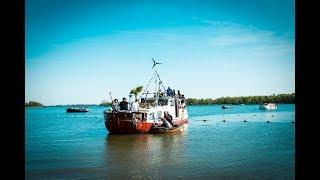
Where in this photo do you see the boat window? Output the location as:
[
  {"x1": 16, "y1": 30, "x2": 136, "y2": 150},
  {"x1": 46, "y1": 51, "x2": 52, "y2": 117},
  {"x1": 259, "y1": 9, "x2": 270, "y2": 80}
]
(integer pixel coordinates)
[
  {"x1": 159, "y1": 98, "x2": 168, "y2": 106},
  {"x1": 140, "y1": 98, "x2": 146, "y2": 103},
  {"x1": 170, "y1": 100, "x2": 174, "y2": 106},
  {"x1": 141, "y1": 113, "x2": 146, "y2": 120},
  {"x1": 148, "y1": 112, "x2": 155, "y2": 120},
  {"x1": 157, "y1": 111, "x2": 162, "y2": 119}
]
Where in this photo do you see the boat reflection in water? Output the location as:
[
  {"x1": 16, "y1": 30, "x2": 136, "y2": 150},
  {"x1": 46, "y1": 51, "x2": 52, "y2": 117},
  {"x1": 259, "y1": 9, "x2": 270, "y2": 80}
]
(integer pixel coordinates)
[{"x1": 103, "y1": 132, "x2": 187, "y2": 178}]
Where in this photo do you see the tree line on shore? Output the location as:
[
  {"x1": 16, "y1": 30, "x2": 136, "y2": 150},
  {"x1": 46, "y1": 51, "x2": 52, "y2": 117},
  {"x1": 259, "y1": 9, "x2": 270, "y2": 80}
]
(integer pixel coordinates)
[
  {"x1": 25, "y1": 93, "x2": 295, "y2": 107},
  {"x1": 25, "y1": 101, "x2": 43, "y2": 107},
  {"x1": 100, "y1": 100, "x2": 113, "y2": 106},
  {"x1": 186, "y1": 93, "x2": 295, "y2": 105}
]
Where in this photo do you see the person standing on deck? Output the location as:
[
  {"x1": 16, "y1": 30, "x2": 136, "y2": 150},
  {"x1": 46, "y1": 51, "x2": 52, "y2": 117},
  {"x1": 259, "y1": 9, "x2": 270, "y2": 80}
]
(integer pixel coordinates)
[
  {"x1": 130, "y1": 99, "x2": 140, "y2": 112},
  {"x1": 181, "y1": 95, "x2": 186, "y2": 108},
  {"x1": 112, "y1": 99, "x2": 119, "y2": 112},
  {"x1": 119, "y1": 97, "x2": 129, "y2": 110},
  {"x1": 164, "y1": 111, "x2": 173, "y2": 125},
  {"x1": 162, "y1": 111, "x2": 173, "y2": 128},
  {"x1": 166, "y1": 87, "x2": 172, "y2": 96}
]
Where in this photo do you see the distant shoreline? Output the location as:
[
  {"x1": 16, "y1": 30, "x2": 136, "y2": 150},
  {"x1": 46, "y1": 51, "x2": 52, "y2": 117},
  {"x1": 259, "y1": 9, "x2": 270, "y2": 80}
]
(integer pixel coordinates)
[
  {"x1": 25, "y1": 103, "x2": 295, "y2": 108},
  {"x1": 186, "y1": 93, "x2": 294, "y2": 105},
  {"x1": 26, "y1": 93, "x2": 294, "y2": 107}
]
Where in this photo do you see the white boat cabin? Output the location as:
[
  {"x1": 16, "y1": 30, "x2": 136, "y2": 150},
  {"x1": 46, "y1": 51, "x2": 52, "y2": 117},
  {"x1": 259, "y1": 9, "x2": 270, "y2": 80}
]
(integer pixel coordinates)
[{"x1": 139, "y1": 96, "x2": 188, "y2": 124}]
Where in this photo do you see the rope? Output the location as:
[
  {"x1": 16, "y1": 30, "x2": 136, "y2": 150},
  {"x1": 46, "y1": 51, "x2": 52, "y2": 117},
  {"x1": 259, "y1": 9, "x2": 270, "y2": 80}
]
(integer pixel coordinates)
[
  {"x1": 140, "y1": 70, "x2": 166, "y2": 99},
  {"x1": 155, "y1": 70, "x2": 166, "y2": 91},
  {"x1": 140, "y1": 72, "x2": 155, "y2": 99}
]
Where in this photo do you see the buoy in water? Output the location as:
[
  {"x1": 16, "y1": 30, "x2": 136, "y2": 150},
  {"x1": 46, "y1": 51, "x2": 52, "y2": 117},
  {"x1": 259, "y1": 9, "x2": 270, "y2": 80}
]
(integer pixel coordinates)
[
  {"x1": 253, "y1": 114, "x2": 256, "y2": 116},
  {"x1": 267, "y1": 120, "x2": 270, "y2": 123},
  {"x1": 244, "y1": 120, "x2": 247, "y2": 122},
  {"x1": 222, "y1": 120, "x2": 226, "y2": 122},
  {"x1": 203, "y1": 119, "x2": 207, "y2": 122}
]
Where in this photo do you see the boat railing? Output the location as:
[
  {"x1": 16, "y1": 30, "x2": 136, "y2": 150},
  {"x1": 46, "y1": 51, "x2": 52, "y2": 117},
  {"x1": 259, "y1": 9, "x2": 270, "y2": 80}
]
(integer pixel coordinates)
[{"x1": 105, "y1": 110, "x2": 148, "y2": 122}]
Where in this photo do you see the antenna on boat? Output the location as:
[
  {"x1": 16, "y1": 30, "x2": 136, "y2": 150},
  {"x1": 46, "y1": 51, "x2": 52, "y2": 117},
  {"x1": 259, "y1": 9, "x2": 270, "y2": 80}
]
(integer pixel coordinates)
[{"x1": 108, "y1": 91, "x2": 113, "y2": 102}]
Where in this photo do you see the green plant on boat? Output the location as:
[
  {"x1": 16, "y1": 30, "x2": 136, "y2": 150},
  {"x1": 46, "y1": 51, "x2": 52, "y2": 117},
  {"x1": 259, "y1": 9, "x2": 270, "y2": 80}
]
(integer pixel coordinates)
[{"x1": 130, "y1": 86, "x2": 144, "y2": 100}]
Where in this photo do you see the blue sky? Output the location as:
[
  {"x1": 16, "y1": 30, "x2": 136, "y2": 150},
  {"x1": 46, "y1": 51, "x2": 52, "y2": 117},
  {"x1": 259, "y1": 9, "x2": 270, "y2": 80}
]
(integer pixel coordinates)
[{"x1": 26, "y1": 0, "x2": 295, "y2": 105}]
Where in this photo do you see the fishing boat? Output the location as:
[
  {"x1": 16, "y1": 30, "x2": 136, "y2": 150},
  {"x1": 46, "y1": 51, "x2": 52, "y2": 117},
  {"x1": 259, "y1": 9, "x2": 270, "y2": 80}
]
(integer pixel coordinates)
[
  {"x1": 103, "y1": 60, "x2": 189, "y2": 134},
  {"x1": 66, "y1": 107, "x2": 89, "y2": 113},
  {"x1": 222, "y1": 105, "x2": 234, "y2": 109},
  {"x1": 259, "y1": 103, "x2": 277, "y2": 110}
]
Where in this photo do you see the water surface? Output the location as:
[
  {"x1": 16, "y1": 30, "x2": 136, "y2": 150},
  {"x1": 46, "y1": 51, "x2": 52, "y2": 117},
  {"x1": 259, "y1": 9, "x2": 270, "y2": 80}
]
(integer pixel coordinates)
[{"x1": 26, "y1": 104, "x2": 295, "y2": 179}]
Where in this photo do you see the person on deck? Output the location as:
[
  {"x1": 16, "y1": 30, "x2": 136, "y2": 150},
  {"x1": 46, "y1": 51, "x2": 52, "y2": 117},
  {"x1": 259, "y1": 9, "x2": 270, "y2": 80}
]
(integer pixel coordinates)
[
  {"x1": 112, "y1": 99, "x2": 119, "y2": 112},
  {"x1": 162, "y1": 111, "x2": 173, "y2": 128},
  {"x1": 181, "y1": 95, "x2": 186, "y2": 108},
  {"x1": 119, "y1": 97, "x2": 129, "y2": 110},
  {"x1": 177, "y1": 90, "x2": 181, "y2": 98},
  {"x1": 166, "y1": 87, "x2": 172, "y2": 96},
  {"x1": 164, "y1": 111, "x2": 173, "y2": 124},
  {"x1": 172, "y1": 90, "x2": 176, "y2": 97},
  {"x1": 130, "y1": 99, "x2": 140, "y2": 112}
]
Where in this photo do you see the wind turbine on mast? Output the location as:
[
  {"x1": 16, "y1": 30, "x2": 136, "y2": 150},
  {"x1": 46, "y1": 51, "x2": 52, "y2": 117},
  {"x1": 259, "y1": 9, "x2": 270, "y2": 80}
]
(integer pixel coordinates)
[{"x1": 152, "y1": 58, "x2": 162, "y2": 69}]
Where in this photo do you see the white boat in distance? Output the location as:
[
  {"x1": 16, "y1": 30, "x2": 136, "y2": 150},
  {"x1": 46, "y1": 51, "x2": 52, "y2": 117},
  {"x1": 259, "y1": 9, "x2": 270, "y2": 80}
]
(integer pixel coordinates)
[{"x1": 259, "y1": 103, "x2": 277, "y2": 110}]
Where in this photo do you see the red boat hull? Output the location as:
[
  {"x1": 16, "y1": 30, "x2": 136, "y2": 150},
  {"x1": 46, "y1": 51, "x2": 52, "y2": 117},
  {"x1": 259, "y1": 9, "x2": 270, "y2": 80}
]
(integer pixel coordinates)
[
  {"x1": 104, "y1": 111, "x2": 153, "y2": 134},
  {"x1": 104, "y1": 111, "x2": 188, "y2": 134}
]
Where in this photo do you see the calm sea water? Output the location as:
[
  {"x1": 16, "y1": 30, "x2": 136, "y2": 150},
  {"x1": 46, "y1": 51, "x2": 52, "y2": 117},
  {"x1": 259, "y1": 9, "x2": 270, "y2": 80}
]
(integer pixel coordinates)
[{"x1": 26, "y1": 104, "x2": 295, "y2": 179}]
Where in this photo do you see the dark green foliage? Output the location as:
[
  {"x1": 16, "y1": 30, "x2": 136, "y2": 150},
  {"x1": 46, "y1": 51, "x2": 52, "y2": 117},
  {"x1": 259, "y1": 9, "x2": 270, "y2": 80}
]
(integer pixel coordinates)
[
  {"x1": 100, "y1": 100, "x2": 112, "y2": 106},
  {"x1": 186, "y1": 98, "x2": 215, "y2": 105},
  {"x1": 130, "y1": 86, "x2": 144, "y2": 100},
  {"x1": 186, "y1": 93, "x2": 295, "y2": 105},
  {"x1": 25, "y1": 101, "x2": 43, "y2": 107}
]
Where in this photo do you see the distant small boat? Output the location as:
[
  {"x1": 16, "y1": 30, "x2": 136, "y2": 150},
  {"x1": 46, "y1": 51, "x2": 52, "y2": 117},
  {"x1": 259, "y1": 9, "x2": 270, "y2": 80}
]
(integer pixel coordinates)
[
  {"x1": 66, "y1": 107, "x2": 89, "y2": 113},
  {"x1": 222, "y1": 105, "x2": 234, "y2": 109},
  {"x1": 259, "y1": 103, "x2": 277, "y2": 110}
]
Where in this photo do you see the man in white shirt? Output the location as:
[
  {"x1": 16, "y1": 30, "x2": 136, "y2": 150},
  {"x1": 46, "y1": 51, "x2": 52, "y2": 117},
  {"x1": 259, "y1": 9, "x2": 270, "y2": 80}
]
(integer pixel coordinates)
[{"x1": 130, "y1": 99, "x2": 140, "y2": 112}]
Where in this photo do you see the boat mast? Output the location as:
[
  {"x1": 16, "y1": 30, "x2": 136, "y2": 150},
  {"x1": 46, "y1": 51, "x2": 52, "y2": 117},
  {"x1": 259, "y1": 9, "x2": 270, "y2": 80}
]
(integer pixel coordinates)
[
  {"x1": 140, "y1": 58, "x2": 164, "y2": 106},
  {"x1": 154, "y1": 70, "x2": 159, "y2": 106},
  {"x1": 152, "y1": 58, "x2": 164, "y2": 106}
]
